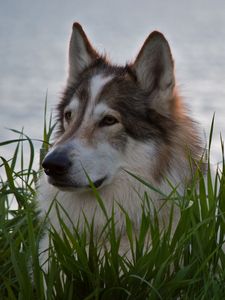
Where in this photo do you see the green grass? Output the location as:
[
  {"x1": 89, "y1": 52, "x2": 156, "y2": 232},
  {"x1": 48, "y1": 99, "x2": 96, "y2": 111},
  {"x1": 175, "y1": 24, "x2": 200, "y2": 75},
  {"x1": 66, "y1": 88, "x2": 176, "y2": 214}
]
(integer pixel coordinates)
[{"x1": 0, "y1": 110, "x2": 225, "y2": 299}]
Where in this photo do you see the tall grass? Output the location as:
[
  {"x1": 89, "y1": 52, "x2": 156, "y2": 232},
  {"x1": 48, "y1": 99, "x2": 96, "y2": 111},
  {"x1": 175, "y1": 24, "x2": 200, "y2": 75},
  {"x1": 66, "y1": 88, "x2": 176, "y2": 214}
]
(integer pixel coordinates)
[{"x1": 0, "y1": 110, "x2": 225, "y2": 299}]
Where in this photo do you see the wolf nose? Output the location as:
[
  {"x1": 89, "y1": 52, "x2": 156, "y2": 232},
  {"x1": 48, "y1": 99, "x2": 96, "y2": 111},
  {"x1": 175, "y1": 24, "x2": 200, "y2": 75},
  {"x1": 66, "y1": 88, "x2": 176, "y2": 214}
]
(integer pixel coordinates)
[{"x1": 42, "y1": 152, "x2": 72, "y2": 176}]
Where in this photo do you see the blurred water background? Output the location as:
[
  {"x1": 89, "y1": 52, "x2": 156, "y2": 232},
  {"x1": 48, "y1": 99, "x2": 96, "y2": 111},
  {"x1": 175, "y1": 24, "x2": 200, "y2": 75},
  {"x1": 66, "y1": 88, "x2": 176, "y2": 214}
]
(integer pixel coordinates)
[{"x1": 0, "y1": 0, "x2": 225, "y2": 170}]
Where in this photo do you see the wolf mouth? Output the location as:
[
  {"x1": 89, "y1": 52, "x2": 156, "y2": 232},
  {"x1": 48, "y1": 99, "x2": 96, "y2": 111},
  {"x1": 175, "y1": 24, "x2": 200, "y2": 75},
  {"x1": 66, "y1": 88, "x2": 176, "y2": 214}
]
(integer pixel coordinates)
[{"x1": 49, "y1": 176, "x2": 107, "y2": 190}]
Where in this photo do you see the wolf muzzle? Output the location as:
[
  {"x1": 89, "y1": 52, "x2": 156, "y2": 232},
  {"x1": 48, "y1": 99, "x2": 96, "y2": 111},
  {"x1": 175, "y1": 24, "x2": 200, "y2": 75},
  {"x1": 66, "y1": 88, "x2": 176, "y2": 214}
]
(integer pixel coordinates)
[{"x1": 42, "y1": 149, "x2": 107, "y2": 189}]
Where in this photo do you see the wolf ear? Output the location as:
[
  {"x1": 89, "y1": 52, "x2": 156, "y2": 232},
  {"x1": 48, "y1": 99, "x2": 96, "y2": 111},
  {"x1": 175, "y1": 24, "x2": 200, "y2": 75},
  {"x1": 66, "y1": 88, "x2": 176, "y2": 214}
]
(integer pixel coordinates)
[
  {"x1": 133, "y1": 31, "x2": 175, "y2": 114},
  {"x1": 68, "y1": 23, "x2": 99, "y2": 85}
]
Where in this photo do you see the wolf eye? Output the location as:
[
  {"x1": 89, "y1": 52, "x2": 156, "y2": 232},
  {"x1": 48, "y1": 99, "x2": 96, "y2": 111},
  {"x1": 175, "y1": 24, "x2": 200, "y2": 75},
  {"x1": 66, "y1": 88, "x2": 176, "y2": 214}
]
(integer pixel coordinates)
[
  {"x1": 99, "y1": 115, "x2": 118, "y2": 127},
  {"x1": 64, "y1": 111, "x2": 72, "y2": 122}
]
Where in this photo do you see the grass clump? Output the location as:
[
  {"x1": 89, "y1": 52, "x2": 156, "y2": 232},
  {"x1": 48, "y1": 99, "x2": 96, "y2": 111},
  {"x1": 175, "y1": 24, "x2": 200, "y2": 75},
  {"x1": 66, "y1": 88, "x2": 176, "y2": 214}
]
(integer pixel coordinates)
[{"x1": 0, "y1": 111, "x2": 225, "y2": 299}]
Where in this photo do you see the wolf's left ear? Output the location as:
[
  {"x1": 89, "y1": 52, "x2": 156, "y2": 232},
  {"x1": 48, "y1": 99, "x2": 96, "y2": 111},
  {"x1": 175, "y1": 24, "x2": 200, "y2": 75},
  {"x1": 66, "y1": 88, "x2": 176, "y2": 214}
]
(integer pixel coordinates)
[
  {"x1": 68, "y1": 23, "x2": 99, "y2": 85},
  {"x1": 133, "y1": 31, "x2": 175, "y2": 114}
]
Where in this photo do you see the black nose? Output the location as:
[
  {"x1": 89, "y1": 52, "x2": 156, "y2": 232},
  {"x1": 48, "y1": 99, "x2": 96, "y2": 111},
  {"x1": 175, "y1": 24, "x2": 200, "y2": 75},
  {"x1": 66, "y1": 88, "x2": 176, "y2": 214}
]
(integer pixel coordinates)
[{"x1": 42, "y1": 151, "x2": 72, "y2": 176}]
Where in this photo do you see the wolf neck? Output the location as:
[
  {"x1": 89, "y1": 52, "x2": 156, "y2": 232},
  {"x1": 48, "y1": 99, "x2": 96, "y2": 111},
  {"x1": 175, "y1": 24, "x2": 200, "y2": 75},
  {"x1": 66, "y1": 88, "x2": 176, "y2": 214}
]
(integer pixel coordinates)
[
  {"x1": 40, "y1": 175, "x2": 158, "y2": 233},
  {"x1": 40, "y1": 156, "x2": 191, "y2": 234}
]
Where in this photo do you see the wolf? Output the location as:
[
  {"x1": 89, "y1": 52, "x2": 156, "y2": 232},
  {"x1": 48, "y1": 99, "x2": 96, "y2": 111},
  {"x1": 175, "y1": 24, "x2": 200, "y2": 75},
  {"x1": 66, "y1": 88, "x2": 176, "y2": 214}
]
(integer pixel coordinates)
[{"x1": 37, "y1": 22, "x2": 203, "y2": 261}]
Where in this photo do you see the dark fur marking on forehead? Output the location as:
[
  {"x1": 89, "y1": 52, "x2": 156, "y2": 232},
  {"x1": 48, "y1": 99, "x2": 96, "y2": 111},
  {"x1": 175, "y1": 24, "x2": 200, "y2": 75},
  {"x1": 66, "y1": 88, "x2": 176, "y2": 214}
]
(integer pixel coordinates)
[
  {"x1": 59, "y1": 58, "x2": 125, "y2": 108},
  {"x1": 56, "y1": 58, "x2": 137, "y2": 136}
]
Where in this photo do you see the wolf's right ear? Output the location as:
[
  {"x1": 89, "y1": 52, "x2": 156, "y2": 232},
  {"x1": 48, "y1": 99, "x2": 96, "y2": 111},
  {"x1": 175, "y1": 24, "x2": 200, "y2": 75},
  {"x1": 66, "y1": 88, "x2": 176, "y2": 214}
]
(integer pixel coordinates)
[
  {"x1": 133, "y1": 31, "x2": 174, "y2": 91},
  {"x1": 132, "y1": 31, "x2": 175, "y2": 115},
  {"x1": 68, "y1": 23, "x2": 99, "y2": 85}
]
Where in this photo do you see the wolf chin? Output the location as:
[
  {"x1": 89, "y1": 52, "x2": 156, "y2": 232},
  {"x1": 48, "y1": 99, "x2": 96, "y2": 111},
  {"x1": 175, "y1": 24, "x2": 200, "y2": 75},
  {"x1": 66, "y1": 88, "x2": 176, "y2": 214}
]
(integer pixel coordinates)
[{"x1": 38, "y1": 22, "x2": 203, "y2": 261}]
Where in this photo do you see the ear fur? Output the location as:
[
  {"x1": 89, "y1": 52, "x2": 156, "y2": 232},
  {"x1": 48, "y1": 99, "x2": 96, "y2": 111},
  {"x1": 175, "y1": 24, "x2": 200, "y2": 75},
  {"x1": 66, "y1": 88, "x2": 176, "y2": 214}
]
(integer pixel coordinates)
[
  {"x1": 68, "y1": 23, "x2": 99, "y2": 85},
  {"x1": 133, "y1": 31, "x2": 175, "y2": 115}
]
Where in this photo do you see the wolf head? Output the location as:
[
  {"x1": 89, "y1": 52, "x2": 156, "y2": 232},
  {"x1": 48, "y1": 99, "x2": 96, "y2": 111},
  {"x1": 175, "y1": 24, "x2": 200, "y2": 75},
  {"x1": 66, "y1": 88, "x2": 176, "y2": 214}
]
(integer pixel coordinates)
[{"x1": 42, "y1": 23, "x2": 200, "y2": 192}]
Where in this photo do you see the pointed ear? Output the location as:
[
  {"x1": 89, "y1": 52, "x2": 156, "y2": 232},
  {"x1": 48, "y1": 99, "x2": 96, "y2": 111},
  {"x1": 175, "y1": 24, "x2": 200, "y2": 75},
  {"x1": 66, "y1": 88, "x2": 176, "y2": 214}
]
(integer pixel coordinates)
[
  {"x1": 133, "y1": 31, "x2": 175, "y2": 114},
  {"x1": 68, "y1": 23, "x2": 99, "y2": 85}
]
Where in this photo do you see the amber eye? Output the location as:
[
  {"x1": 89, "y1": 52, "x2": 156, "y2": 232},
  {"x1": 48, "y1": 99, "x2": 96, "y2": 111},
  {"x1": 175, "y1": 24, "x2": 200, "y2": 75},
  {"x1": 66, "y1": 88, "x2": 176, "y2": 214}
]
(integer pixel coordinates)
[
  {"x1": 99, "y1": 115, "x2": 119, "y2": 127},
  {"x1": 64, "y1": 111, "x2": 72, "y2": 122}
]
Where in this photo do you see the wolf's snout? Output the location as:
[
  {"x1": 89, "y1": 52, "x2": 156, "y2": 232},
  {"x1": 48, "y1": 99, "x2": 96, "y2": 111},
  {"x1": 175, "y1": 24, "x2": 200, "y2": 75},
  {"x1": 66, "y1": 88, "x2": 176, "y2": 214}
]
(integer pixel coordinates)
[{"x1": 42, "y1": 151, "x2": 72, "y2": 176}]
